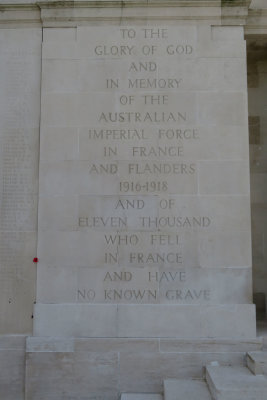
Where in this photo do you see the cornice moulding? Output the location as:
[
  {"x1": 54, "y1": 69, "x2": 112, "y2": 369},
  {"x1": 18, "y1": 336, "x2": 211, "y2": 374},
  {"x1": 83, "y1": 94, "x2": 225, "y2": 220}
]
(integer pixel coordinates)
[
  {"x1": 0, "y1": 0, "x2": 254, "y2": 26},
  {"x1": 0, "y1": 0, "x2": 252, "y2": 9},
  {"x1": 246, "y1": 8, "x2": 267, "y2": 34},
  {"x1": 37, "y1": 0, "x2": 221, "y2": 8}
]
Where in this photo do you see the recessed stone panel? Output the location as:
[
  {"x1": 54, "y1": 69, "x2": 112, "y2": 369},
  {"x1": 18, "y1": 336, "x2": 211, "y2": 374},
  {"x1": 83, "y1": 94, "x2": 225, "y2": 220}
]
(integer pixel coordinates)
[{"x1": 36, "y1": 23, "x2": 254, "y2": 339}]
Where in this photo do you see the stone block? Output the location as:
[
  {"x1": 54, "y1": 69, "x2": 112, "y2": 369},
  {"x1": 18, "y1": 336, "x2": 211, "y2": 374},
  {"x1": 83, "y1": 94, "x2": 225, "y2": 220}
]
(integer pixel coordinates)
[
  {"x1": 26, "y1": 337, "x2": 74, "y2": 353},
  {"x1": 199, "y1": 161, "x2": 250, "y2": 195},
  {"x1": 37, "y1": 228, "x2": 252, "y2": 271},
  {"x1": 0, "y1": 335, "x2": 26, "y2": 350},
  {"x1": 33, "y1": 303, "x2": 256, "y2": 338},
  {"x1": 197, "y1": 27, "x2": 246, "y2": 58},
  {"x1": 198, "y1": 92, "x2": 248, "y2": 126},
  {"x1": 211, "y1": 26, "x2": 244, "y2": 41},
  {"x1": 26, "y1": 351, "x2": 118, "y2": 400},
  {"x1": 41, "y1": 91, "x2": 196, "y2": 127},
  {"x1": 117, "y1": 304, "x2": 256, "y2": 338},
  {"x1": 36, "y1": 264, "x2": 252, "y2": 305},
  {"x1": 0, "y1": 336, "x2": 26, "y2": 400},
  {"x1": 120, "y1": 352, "x2": 244, "y2": 393},
  {"x1": 33, "y1": 304, "x2": 118, "y2": 337},
  {"x1": 74, "y1": 338, "x2": 159, "y2": 353},
  {"x1": 159, "y1": 338, "x2": 262, "y2": 353},
  {"x1": 197, "y1": 230, "x2": 252, "y2": 268},
  {"x1": 206, "y1": 365, "x2": 267, "y2": 400},
  {"x1": 164, "y1": 379, "x2": 211, "y2": 400},
  {"x1": 121, "y1": 395, "x2": 162, "y2": 400},
  {"x1": 246, "y1": 351, "x2": 267, "y2": 375},
  {"x1": 43, "y1": 28, "x2": 77, "y2": 42}
]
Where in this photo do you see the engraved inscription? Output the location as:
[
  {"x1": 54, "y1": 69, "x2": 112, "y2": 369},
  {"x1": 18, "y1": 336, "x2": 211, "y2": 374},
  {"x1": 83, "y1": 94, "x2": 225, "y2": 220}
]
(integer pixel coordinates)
[
  {"x1": 77, "y1": 269, "x2": 212, "y2": 304},
  {"x1": 72, "y1": 26, "x2": 213, "y2": 303}
]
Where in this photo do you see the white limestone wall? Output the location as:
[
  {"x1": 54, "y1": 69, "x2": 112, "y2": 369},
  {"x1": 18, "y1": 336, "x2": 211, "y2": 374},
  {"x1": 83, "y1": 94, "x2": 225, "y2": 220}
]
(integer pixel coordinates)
[
  {"x1": 34, "y1": 23, "x2": 255, "y2": 339},
  {"x1": 0, "y1": 1, "x2": 262, "y2": 399},
  {"x1": 0, "y1": 27, "x2": 41, "y2": 334}
]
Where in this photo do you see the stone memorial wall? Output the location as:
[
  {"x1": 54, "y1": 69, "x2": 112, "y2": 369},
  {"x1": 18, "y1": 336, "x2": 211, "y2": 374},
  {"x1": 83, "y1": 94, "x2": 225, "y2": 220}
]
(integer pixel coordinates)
[
  {"x1": 1, "y1": 1, "x2": 267, "y2": 398},
  {"x1": 34, "y1": 22, "x2": 255, "y2": 338}
]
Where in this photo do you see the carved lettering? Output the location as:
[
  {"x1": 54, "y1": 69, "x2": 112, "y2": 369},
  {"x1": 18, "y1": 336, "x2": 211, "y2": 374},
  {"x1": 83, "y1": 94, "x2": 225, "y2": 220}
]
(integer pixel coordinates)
[
  {"x1": 128, "y1": 163, "x2": 195, "y2": 175},
  {"x1": 94, "y1": 45, "x2": 135, "y2": 56},
  {"x1": 75, "y1": 27, "x2": 212, "y2": 307},
  {"x1": 158, "y1": 128, "x2": 199, "y2": 140},
  {"x1": 148, "y1": 271, "x2": 186, "y2": 282},
  {"x1": 140, "y1": 216, "x2": 211, "y2": 228},
  {"x1": 88, "y1": 129, "x2": 147, "y2": 140},
  {"x1": 98, "y1": 111, "x2": 186, "y2": 123},
  {"x1": 115, "y1": 199, "x2": 145, "y2": 209},
  {"x1": 104, "y1": 234, "x2": 139, "y2": 245},
  {"x1": 104, "y1": 289, "x2": 157, "y2": 301},
  {"x1": 129, "y1": 61, "x2": 157, "y2": 72},
  {"x1": 150, "y1": 234, "x2": 180, "y2": 245},
  {"x1": 128, "y1": 78, "x2": 182, "y2": 89},
  {"x1": 142, "y1": 28, "x2": 168, "y2": 39},
  {"x1": 119, "y1": 181, "x2": 168, "y2": 192},
  {"x1": 132, "y1": 146, "x2": 183, "y2": 157},
  {"x1": 89, "y1": 164, "x2": 118, "y2": 174},
  {"x1": 166, "y1": 45, "x2": 193, "y2": 55},
  {"x1": 79, "y1": 217, "x2": 127, "y2": 228},
  {"x1": 142, "y1": 95, "x2": 168, "y2": 105},
  {"x1": 78, "y1": 289, "x2": 96, "y2": 301},
  {"x1": 130, "y1": 252, "x2": 182, "y2": 264},
  {"x1": 106, "y1": 79, "x2": 119, "y2": 89},
  {"x1": 104, "y1": 147, "x2": 117, "y2": 157},
  {"x1": 103, "y1": 271, "x2": 132, "y2": 282},
  {"x1": 104, "y1": 253, "x2": 118, "y2": 263},
  {"x1": 166, "y1": 289, "x2": 211, "y2": 301}
]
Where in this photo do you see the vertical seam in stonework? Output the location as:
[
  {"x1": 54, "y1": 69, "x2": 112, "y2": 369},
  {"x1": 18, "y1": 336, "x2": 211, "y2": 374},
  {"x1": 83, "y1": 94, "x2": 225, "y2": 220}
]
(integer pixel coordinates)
[
  {"x1": 196, "y1": 92, "x2": 200, "y2": 196},
  {"x1": 116, "y1": 241, "x2": 119, "y2": 268},
  {"x1": 117, "y1": 303, "x2": 119, "y2": 338},
  {"x1": 118, "y1": 349, "x2": 121, "y2": 396},
  {"x1": 33, "y1": 26, "x2": 44, "y2": 319}
]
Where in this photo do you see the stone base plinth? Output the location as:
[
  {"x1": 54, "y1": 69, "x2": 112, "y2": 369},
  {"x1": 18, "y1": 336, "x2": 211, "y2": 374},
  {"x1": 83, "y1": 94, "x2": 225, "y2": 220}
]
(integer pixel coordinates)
[
  {"x1": 24, "y1": 336, "x2": 262, "y2": 400},
  {"x1": 33, "y1": 303, "x2": 256, "y2": 339}
]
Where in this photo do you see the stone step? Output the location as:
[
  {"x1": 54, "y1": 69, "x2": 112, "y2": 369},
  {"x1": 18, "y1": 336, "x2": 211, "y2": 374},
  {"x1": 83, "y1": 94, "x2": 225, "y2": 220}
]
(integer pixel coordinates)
[
  {"x1": 206, "y1": 365, "x2": 267, "y2": 400},
  {"x1": 246, "y1": 351, "x2": 267, "y2": 375},
  {"x1": 164, "y1": 379, "x2": 212, "y2": 400},
  {"x1": 121, "y1": 395, "x2": 163, "y2": 400}
]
